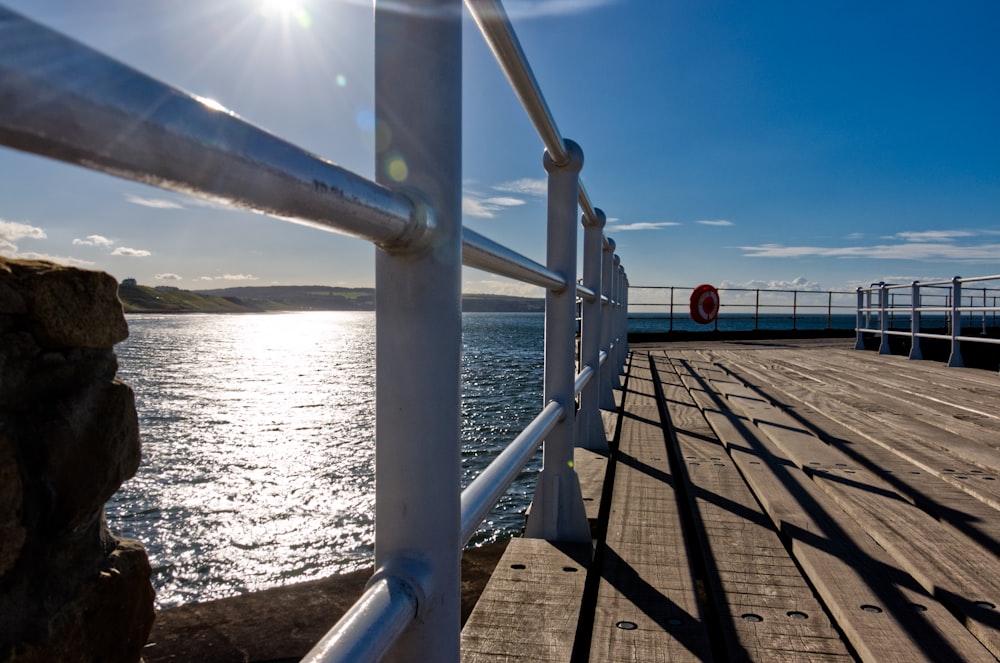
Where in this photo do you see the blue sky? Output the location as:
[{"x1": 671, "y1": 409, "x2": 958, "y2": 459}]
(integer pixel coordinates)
[{"x1": 1, "y1": 0, "x2": 998, "y2": 297}]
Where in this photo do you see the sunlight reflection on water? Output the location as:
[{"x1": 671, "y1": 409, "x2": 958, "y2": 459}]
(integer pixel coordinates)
[{"x1": 109, "y1": 311, "x2": 542, "y2": 608}]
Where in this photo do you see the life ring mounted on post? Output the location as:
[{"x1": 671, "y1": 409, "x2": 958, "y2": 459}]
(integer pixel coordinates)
[{"x1": 689, "y1": 284, "x2": 720, "y2": 325}]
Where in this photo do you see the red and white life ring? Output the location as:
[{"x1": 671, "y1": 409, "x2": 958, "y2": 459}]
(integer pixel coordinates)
[{"x1": 689, "y1": 284, "x2": 720, "y2": 324}]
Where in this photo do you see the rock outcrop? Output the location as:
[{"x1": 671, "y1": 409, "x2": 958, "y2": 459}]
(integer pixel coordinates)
[{"x1": 0, "y1": 257, "x2": 154, "y2": 663}]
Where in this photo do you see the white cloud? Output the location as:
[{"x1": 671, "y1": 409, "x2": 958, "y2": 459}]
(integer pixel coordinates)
[
  {"x1": 72, "y1": 234, "x2": 115, "y2": 247},
  {"x1": 155, "y1": 273, "x2": 183, "y2": 281},
  {"x1": 739, "y1": 241, "x2": 1000, "y2": 261},
  {"x1": 0, "y1": 220, "x2": 46, "y2": 242},
  {"x1": 198, "y1": 276, "x2": 215, "y2": 281},
  {"x1": 221, "y1": 273, "x2": 258, "y2": 281},
  {"x1": 493, "y1": 178, "x2": 547, "y2": 197},
  {"x1": 720, "y1": 277, "x2": 824, "y2": 292},
  {"x1": 463, "y1": 178, "x2": 547, "y2": 218},
  {"x1": 696, "y1": 220, "x2": 733, "y2": 227},
  {"x1": 124, "y1": 194, "x2": 184, "y2": 209},
  {"x1": 608, "y1": 221, "x2": 681, "y2": 231},
  {"x1": 463, "y1": 194, "x2": 527, "y2": 218},
  {"x1": 111, "y1": 247, "x2": 152, "y2": 257},
  {"x1": 893, "y1": 230, "x2": 974, "y2": 242}
]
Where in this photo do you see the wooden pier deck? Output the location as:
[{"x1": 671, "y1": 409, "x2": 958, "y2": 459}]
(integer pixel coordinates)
[{"x1": 462, "y1": 338, "x2": 1000, "y2": 662}]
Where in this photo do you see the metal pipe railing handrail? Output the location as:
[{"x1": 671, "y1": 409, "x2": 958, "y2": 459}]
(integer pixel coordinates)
[
  {"x1": 462, "y1": 228, "x2": 567, "y2": 291},
  {"x1": 574, "y1": 365, "x2": 595, "y2": 398},
  {"x1": 464, "y1": 0, "x2": 604, "y2": 236},
  {"x1": 576, "y1": 284, "x2": 597, "y2": 302},
  {"x1": 301, "y1": 575, "x2": 418, "y2": 662},
  {"x1": 629, "y1": 284, "x2": 856, "y2": 334},
  {"x1": 0, "y1": 7, "x2": 427, "y2": 251},
  {"x1": 855, "y1": 277, "x2": 1000, "y2": 371},
  {"x1": 464, "y1": 0, "x2": 564, "y2": 163},
  {"x1": 459, "y1": 400, "x2": 563, "y2": 546},
  {"x1": 2, "y1": 3, "x2": 631, "y2": 661}
]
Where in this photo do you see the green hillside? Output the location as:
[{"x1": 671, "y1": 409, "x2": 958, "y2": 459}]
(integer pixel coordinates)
[
  {"x1": 118, "y1": 285, "x2": 261, "y2": 313},
  {"x1": 118, "y1": 284, "x2": 544, "y2": 313},
  {"x1": 195, "y1": 286, "x2": 374, "y2": 311}
]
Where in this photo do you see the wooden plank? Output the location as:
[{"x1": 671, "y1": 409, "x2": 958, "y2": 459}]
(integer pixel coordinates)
[
  {"x1": 588, "y1": 356, "x2": 712, "y2": 662},
  {"x1": 574, "y1": 447, "x2": 609, "y2": 536},
  {"x1": 772, "y1": 350, "x2": 1000, "y2": 454},
  {"x1": 688, "y1": 354, "x2": 1000, "y2": 660},
  {"x1": 797, "y1": 348, "x2": 1000, "y2": 414},
  {"x1": 704, "y1": 353, "x2": 1000, "y2": 559},
  {"x1": 674, "y1": 352, "x2": 996, "y2": 663},
  {"x1": 715, "y1": 351, "x2": 1000, "y2": 508},
  {"x1": 461, "y1": 538, "x2": 591, "y2": 663},
  {"x1": 652, "y1": 352, "x2": 853, "y2": 661},
  {"x1": 712, "y1": 356, "x2": 1000, "y2": 555}
]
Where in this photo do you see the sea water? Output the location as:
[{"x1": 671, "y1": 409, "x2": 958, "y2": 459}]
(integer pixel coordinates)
[
  {"x1": 109, "y1": 310, "x2": 854, "y2": 609},
  {"x1": 109, "y1": 311, "x2": 544, "y2": 608}
]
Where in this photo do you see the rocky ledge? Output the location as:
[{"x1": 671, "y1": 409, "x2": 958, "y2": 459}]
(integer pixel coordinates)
[
  {"x1": 0, "y1": 257, "x2": 154, "y2": 663},
  {"x1": 144, "y1": 541, "x2": 508, "y2": 663}
]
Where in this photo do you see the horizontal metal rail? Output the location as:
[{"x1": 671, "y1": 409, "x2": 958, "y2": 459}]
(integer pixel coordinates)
[
  {"x1": 576, "y1": 284, "x2": 597, "y2": 302},
  {"x1": 574, "y1": 365, "x2": 594, "y2": 398},
  {"x1": 856, "y1": 277, "x2": 1000, "y2": 370},
  {"x1": 630, "y1": 285, "x2": 855, "y2": 332},
  {"x1": 462, "y1": 228, "x2": 566, "y2": 291},
  {"x1": 459, "y1": 400, "x2": 563, "y2": 546},
  {"x1": 464, "y1": 0, "x2": 604, "y2": 236},
  {"x1": 0, "y1": 7, "x2": 428, "y2": 251},
  {"x1": 301, "y1": 575, "x2": 418, "y2": 663}
]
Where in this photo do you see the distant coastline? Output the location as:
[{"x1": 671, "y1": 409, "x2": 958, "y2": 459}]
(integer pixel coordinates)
[{"x1": 118, "y1": 283, "x2": 544, "y2": 314}]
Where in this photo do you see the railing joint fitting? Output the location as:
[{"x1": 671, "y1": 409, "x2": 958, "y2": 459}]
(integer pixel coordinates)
[
  {"x1": 375, "y1": 189, "x2": 438, "y2": 257},
  {"x1": 366, "y1": 554, "x2": 432, "y2": 622},
  {"x1": 544, "y1": 138, "x2": 583, "y2": 174}
]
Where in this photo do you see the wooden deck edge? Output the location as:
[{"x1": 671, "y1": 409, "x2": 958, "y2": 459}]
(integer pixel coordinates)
[{"x1": 460, "y1": 538, "x2": 592, "y2": 663}]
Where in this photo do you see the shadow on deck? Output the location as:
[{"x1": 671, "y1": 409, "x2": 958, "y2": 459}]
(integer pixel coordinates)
[{"x1": 463, "y1": 338, "x2": 1000, "y2": 662}]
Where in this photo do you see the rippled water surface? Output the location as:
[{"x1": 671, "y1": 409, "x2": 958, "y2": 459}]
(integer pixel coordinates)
[{"x1": 109, "y1": 312, "x2": 542, "y2": 608}]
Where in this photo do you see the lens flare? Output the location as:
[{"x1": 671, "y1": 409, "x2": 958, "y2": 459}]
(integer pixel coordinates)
[{"x1": 385, "y1": 154, "x2": 408, "y2": 182}]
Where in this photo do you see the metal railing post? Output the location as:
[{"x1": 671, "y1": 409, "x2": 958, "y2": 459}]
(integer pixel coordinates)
[
  {"x1": 754, "y1": 289, "x2": 760, "y2": 331},
  {"x1": 793, "y1": 290, "x2": 798, "y2": 331},
  {"x1": 865, "y1": 288, "x2": 873, "y2": 330},
  {"x1": 524, "y1": 140, "x2": 590, "y2": 543},
  {"x1": 669, "y1": 286, "x2": 675, "y2": 332},
  {"x1": 855, "y1": 288, "x2": 866, "y2": 350},
  {"x1": 371, "y1": 1, "x2": 462, "y2": 660},
  {"x1": 613, "y1": 256, "x2": 625, "y2": 371},
  {"x1": 599, "y1": 238, "x2": 618, "y2": 410},
  {"x1": 909, "y1": 281, "x2": 922, "y2": 360},
  {"x1": 621, "y1": 273, "x2": 630, "y2": 360},
  {"x1": 878, "y1": 283, "x2": 891, "y2": 355},
  {"x1": 576, "y1": 209, "x2": 608, "y2": 451},
  {"x1": 948, "y1": 276, "x2": 964, "y2": 367},
  {"x1": 608, "y1": 253, "x2": 622, "y2": 391}
]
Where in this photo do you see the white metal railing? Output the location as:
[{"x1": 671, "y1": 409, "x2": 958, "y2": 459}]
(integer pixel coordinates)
[
  {"x1": 0, "y1": 2, "x2": 628, "y2": 662},
  {"x1": 630, "y1": 285, "x2": 856, "y2": 332},
  {"x1": 855, "y1": 276, "x2": 1000, "y2": 371}
]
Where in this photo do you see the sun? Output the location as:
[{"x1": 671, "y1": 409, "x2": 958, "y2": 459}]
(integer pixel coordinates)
[
  {"x1": 259, "y1": 0, "x2": 312, "y2": 27},
  {"x1": 260, "y1": 0, "x2": 300, "y2": 15}
]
